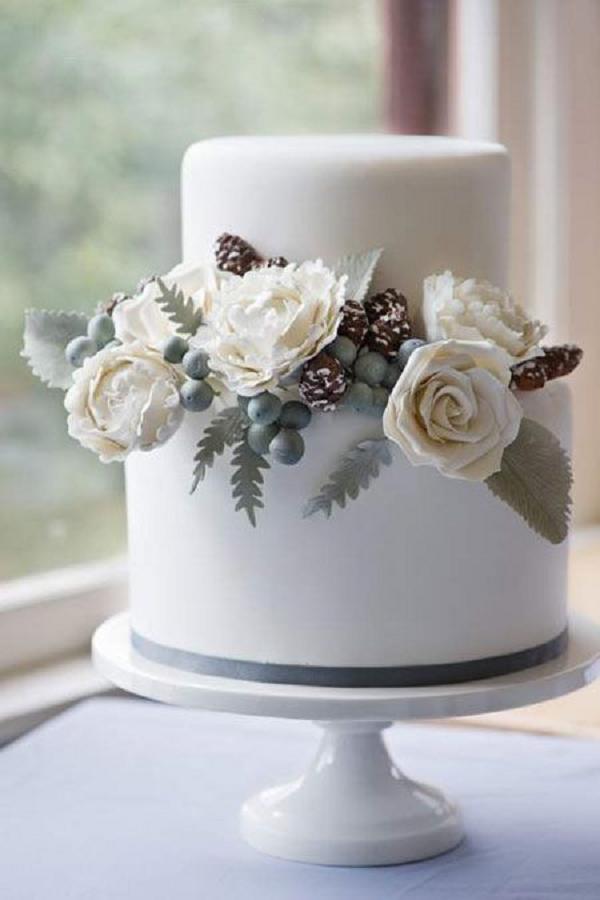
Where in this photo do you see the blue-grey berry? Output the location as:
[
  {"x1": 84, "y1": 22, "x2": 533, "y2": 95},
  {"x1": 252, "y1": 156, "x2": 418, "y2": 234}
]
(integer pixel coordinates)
[
  {"x1": 247, "y1": 422, "x2": 280, "y2": 456},
  {"x1": 180, "y1": 379, "x2": 214, "y2": 412},
  {"x1": 247, "y1": 391, "x2": 282, "y2": 426},
  {"x1": 182, "y1": 348, "x2": 210, "y2": 380},
  {"x1": 65, "y1": 335, "x2": 97, "y2": 368},
  {"x1": 269, "y1": 429, "x2": 305, "y2": 465},
  {"x1": 330, "y1": 335, "x2": 357, "y2": 368},
  {"x1": 279, "y1": 400, "x2": 312, "y2": 430},
  {"x1": 345, "y1": 381, "x2": 374, "y2": 412},
  {"x1": 163, "y1": 335, "x2": 189, "y2": 364},
  {"x1": 87, "y1": 313, "x2": 115, "y2": 347},
  {"x1": 383, "y1": 362, "x2": 402, "y2": 389},
  {"x1": 397, "y1": 338, "x2": 427, "y2": 369},
  {"x1": 353, "y1": 351, "x2": 387, "y2": 386},
  {"x1": 372, "y1": 386, "x2": 390, "y2": 409}
]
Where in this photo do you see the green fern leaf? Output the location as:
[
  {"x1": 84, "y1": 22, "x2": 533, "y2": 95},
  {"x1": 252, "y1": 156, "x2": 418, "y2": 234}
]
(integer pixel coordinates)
[
  {"x1": 230, "y1": 436, "x2": 270, "y2": 527},
  {"x1": 190, "y1": 407, "x2": 247, "y2": 493},
  {"x1": 303, "y1": 438, "x2": 392, "y2": 519},
  {"x1": 155, "y1": 277, "x2": 204, "y2": 337}
]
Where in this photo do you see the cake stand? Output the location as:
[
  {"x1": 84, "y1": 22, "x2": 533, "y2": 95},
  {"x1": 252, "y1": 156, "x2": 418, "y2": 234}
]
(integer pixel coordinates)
[{"x1": 93, "y1": 612, "x2": 600, "y2": 867}]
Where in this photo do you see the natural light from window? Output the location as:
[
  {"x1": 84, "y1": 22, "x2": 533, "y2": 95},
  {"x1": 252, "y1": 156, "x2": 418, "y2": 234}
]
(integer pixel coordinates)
[{"x1": 1, "y1": 0, "x2": 382, "y2": 581}]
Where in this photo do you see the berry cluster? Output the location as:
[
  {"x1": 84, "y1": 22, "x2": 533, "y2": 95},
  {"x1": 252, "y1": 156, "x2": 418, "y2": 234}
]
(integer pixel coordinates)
[
  {"x1": 162, "y1": 336, "x2": 215, "y2": 413},
  {"x1": 299, "y1": 289, "x2": 425, "y2": 414},
  {"x1": 241, "y1": 392, "x2": 312, "y2": 466},
  {"x1": 64, "y1": 313, "x2": 118, "y2": 368}
]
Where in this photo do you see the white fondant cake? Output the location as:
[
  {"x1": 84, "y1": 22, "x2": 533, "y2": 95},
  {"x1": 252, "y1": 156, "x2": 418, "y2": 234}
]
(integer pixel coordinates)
[{"x1": 126, "y1": 136, "x2": 569, "y2": 684}]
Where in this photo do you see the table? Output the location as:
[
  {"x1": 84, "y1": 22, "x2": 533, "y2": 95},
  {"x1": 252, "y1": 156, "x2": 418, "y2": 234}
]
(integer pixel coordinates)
[{"x1": 1, "y1": 697, "x2": 600, "y2": 898}]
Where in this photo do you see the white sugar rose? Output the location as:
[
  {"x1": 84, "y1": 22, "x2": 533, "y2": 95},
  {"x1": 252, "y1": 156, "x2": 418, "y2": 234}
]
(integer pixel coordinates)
[
  {"x1": 202, "y1": 260, "x2": 346, "y2": 396},
  {"x1": 383, "y1": 340, "x2": 523, "y2": 481},
  {"x1": 113, "y1": 260, "x2": 224, "y2": 349},
  {"x1": 423, "y1": 272, "x2": 546, "y2": 362},
  {"x1": 65, "y1": 342, "x2": 183, "y2": 462}
]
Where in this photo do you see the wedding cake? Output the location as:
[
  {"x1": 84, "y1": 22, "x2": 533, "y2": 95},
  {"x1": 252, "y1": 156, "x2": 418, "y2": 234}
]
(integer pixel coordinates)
[{"x1": 24, "y1": 136, "x2": 582, "y2": 687}]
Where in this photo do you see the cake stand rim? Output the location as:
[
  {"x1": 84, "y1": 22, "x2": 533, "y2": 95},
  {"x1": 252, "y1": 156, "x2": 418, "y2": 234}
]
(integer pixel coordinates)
[{"x1": 92, "y1": 612, "x2": 600, "y2": 721}]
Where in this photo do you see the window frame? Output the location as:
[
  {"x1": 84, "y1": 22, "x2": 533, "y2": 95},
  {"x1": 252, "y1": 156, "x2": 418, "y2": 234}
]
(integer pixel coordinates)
[{"x1": 0, "y1": 557, "x2": 126, "y2": 743}]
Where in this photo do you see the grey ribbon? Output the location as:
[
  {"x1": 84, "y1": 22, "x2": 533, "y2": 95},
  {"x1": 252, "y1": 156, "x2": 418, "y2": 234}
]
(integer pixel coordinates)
[{"x1": 131, "y1": 627, "x2": 568, "y2": 688}]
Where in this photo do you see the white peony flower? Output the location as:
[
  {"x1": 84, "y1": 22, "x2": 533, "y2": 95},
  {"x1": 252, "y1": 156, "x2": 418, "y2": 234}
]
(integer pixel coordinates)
[
  {"x1": 423, "y1": 271, "x2": 546, "y2": 362},
  {"x1": 113, "y1": 260, "x2": 225, "y2": 349},
  {"x1": 201, "y1": 260, "x2": 346, "y2": 396},
  {"x1": 64, "y1": 342, "x2": 184, "y2": 462},
  {"x1": 383, "y1": 340, "x2": 523, "y2": 481}
]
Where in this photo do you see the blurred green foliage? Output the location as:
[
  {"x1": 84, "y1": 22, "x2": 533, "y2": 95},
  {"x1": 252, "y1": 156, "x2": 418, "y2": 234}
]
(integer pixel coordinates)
[{"x1": 0, "y1": 0, "x2": 381, "y2": 580}]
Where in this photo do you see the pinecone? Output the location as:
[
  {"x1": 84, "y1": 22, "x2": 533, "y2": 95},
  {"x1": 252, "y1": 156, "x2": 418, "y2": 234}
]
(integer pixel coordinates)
[
  {"x1": 364, "y1": 288, "x2": 408, "y2": 324},
  {"x1": 101, "y1": 291, "x2": 130, "y2": 316},
  {"x1": 511, "y1": 345, "x2": 583, "y2": 391},
  {"x1": 337, "y1": 300, "x2": 369, "y2": 347},
  {"x1": 215, "y1": 233, "x2": 262, "y2": 275},
  {"x1": 135, "y1": 274, "x2": 157, "y2": 294},
  {"x1": 366, "y1": 307, "x2": 412, "y2": 359},
  {"x1": 264, "y1": 256, "x2": 288, "y2": 268},
  {"x1": 299, "y1": 351, "x2": 347, "y2": 411}
]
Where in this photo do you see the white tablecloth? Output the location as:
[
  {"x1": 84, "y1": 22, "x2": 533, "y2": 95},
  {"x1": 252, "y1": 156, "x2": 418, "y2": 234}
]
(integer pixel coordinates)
[{"x1": 1, "y1": 697, "x2": 599, "y2": 898}]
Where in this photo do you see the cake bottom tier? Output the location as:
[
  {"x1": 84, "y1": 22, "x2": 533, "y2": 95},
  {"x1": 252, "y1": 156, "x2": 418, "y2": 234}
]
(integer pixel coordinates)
[{"x1": 126, "y1": 383, "x2": 570, "y2": 688}]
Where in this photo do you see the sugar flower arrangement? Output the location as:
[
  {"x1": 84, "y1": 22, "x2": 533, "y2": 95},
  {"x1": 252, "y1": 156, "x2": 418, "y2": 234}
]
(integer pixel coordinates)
[{"x1": 23, "y1": 234, "x2": 582, "y2": 541}]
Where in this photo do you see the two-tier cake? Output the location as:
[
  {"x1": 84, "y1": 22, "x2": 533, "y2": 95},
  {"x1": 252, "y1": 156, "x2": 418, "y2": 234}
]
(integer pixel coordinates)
[{"x1": 24, "y1": 136, "x2": 582, "y2": 687}]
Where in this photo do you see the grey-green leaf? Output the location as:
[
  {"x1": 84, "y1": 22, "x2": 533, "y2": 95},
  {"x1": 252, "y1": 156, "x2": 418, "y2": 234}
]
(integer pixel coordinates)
[
  {"x1": 333, "y1": 248, "x2": 383, "y2": 303},
  {"x1": 22, "y1": 309, "x2": 89, "y2": 389},
  {"x1": 230, "y1": 436, "x2": 270, "y2": 527},
  {"x1": 303, "y1": 438, "x2": 393, "y2": 519},
  {"x1": 190, "y1": 406, "x2": 247, "y2": 493},
  {"x1": 485, "y1": 417, "x2": 572, "y2": 544},
  {"x1": 155, "y1": 277, "x2": 204, "y2": 338}
]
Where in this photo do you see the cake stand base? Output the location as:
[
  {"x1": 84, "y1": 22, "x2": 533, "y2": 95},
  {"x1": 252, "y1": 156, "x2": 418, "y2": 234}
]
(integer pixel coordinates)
[
  {"x1": 241, "y1": 719, "x2": 462, "y2": 866},
  {"x1": 93, "y1": 613, "x2": 600, "y2": 867}
]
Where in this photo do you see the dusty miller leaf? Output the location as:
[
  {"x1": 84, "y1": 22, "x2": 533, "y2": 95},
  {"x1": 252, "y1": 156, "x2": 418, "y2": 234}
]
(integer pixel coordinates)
[
  {"x1": 303, "y1": 438, "x2": 393, "y2": 519},
  {"x1": 485, "y1": 417, "x2": 572, "y2": 544},
  {"x1": 22, "y1": 309, "x2": 89, "y2": 389},
  {"x1": 230, "y1": 436, "x2": 270, "y2": 528},
  {"x1": 333, "y1": 248, "x2": 383, "y2": 303},
  {"x1": 190, "y1": 406, "x2": 247, "y2": 493},
  {"x1": 155, "y1": 277, "x2": 204, "y2": 337}
]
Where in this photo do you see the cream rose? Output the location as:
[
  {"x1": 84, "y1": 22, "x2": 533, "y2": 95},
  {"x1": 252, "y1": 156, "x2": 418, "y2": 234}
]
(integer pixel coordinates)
[
  {"x1": 113, "y1": 260, "x2": 224, "y2": 349},
  {"x1": 201, "y1": 260, "x2": 346, "y2": 396},
  {"x1": 383, "y1": 340, "x2": 523, "y2": 481},
  {"x1": 65, "y1": 342, "x2": 183, "y2": 462},
  {"x1": 423, "y1": 271, "x2": 546, "y2": 362}
]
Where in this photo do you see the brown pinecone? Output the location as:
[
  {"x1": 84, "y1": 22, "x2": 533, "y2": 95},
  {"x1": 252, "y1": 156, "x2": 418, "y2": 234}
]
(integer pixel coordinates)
[
  {"x1": 264, "y1": 256, "x2": 288, "y2": 268},
  {"x1": 215, "y1": 233, "x2": 262, "y2": 275},
  {"x1": 135, "y1": 274, "x2": 157, "y2": 294},
  {"x1": 511, "y1": 345, "x2": 583, "y2": 391},
  {"x1": 364, "y1": 288, "x2": 408, "y2": 324},
  {"x1": 101, "y1": 291, "x2": 130, "y2": 316},
  {"x1": 299, "y1": 351, "x2": 347, "y2": 411},
  {"x1": 337, "y1": 300, "x2": 369, "y2": 347},
  {"x1": 366, "y1": 308, "x2": 412, "y2": 359}
]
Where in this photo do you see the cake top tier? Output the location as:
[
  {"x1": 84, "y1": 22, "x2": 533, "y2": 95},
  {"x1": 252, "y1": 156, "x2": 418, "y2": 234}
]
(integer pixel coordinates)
[
  {"x1": 182, "y1": 134, "x2": 510, "y2": 319},
  {"x1": 184, "y1": 134, "x2": 506, "y2": 163},
  {"x1": 22, "y1": 134, "x2": 580, "y2": 547}
]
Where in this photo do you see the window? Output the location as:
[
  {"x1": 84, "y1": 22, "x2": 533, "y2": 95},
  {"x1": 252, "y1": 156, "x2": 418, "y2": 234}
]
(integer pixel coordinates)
[{"x1": 1, "y1": 0, "x2": 382, "y2": 583}]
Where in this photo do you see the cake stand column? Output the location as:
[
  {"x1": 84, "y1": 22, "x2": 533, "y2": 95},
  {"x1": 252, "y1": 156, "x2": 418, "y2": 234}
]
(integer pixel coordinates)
[{"x1": 240, "y1": 720, "x2": 463, "y2": 866}]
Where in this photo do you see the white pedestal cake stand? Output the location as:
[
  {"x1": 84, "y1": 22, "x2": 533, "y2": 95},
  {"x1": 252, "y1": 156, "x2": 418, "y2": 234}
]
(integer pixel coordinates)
[{"x1": 93, "y1": 612, "x2": 600, "y2": 867}]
